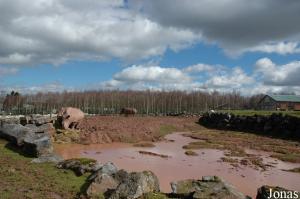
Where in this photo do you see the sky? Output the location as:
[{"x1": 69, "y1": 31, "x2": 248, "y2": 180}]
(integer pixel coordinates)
[{"x1": 1, "y1": 0, "x2": 300, "y2": 95}]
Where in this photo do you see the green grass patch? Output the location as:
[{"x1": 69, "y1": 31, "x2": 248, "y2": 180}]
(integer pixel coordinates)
[
  {"x1": 271, "y1": 153, "x2": 300, "y2": 163},
  {"x1": 185, "y1": 150, "x2": 198, "y2": 156},
  {"x1": 159, "y1": 125, "x2": 177, "y2": 137},
  {"x1": 220, "y1": 110, "x2": 300, "y2": 118},
  {"x1": 133, "y1": 142, "x2": 156, "y2": 148},
  {"x1": 284, "y1": 167, "x2": 300, "y2": 173},
  {"x1": 0, "y1": 139, "x2": 88, "y2": 198},
  {"x1": 142, "y1": 192, "x2": 169, "y2": 199}
]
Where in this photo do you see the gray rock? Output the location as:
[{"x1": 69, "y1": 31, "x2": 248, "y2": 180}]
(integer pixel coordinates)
[
  {"x1": 23, "y1": 133, "x2": 53, "y2": 157},
  {"x1": 89, "y1": 162, "x2": 118, "y2": 181},
  {"x1": 171, "y1": 176, "x2": 248, "y2": 199},
  {"x1": 0, "y1": 124, "x2": 33, "y2": 145},
  {"x1": 86, "y1": 173, "x2": 120, "y2": 197},
  {"x1": 0, "y1": 123, "x2": 58, "y2": 163},
  {"x1": 256, "y1": 185, "x2": 295, "y2": 199},
  {"x1": 31, "y1": 154, "x2": 63, "y2": 163},
  {"x1": 57, "y1": 158, "x2": 101, "y2": 176},
  {"x1": 28, "y1": 115, "x2": 54, "y2": 126},
  {"x1": 109, "y1": 170, "x2": 160, "y2": 199}
]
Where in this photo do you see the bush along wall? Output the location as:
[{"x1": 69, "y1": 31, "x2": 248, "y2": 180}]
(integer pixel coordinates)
[{"x1": 199, "y1": 113, "x2": 300, "y2": 140}]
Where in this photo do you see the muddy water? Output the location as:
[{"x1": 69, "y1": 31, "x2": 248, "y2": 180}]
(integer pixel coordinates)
[{"x1": 55, "y1": 133, "x2": 300, "y2": 198}]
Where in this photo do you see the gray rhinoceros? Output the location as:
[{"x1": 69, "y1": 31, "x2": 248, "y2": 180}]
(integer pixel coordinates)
[
  {"x1": 57, "y1": 107, "x2": 84, "y2": 129},
  {"x1": 120, "y1": 108, "x2": 137, "y2": 116}
]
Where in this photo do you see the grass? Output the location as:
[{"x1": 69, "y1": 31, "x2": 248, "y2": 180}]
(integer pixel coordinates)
[
  {"x1": 185, "y1": 150, "x2": 198, "y2": 156},
  {"x1": 0, "y1": 139, "x2": 88, "y2": 199},
  {"x1": 220, "y1": 110, "x2": 300, "y2": 118},
  {"x1": 271, "y1": 153, "x2": 300, "y2": 163},
  {"x1": 133, "y1": 142, "x2": 156, "y2": 148},
  {"x1": 183, "y1": 127, "x2": 300, "y2": 165},
  {"x1": 68, "y1": 158, "x2": 97, "y2": 165},
  {"x1": 284, "y1": 167, "x2": 300, "y2": 173},
  {"x1": 159, "y1": 125, "x2": 178, "y2": 137},
  {"x1": 142, "y1": 192, "x2": 169, "y2": 199}
]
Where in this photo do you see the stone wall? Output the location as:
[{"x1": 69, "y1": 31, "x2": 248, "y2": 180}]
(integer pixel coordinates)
[{"x1": 199, "y1": 113, "x2": 300, "y2": 140}]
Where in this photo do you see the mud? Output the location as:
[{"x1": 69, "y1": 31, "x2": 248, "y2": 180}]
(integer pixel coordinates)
[
  {"x1": 55, "y1": 133, "x2": 300, "y2": 198},
  {"x1": 76, "y1": 116, "x2": 199, "y2": 144}
]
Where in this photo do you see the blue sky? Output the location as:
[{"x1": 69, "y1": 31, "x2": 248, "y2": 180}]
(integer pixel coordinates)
[{"x1": 1, "y1": 0, "x2": 300, "y2": 95}]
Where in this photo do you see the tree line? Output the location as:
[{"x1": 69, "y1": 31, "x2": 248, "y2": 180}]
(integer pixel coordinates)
[{"x1": 0, "y1": 90, "x2": 263, "y2": 115}]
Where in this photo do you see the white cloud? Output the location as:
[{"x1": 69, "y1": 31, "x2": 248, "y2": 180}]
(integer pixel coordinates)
[
  {"x1": 114, "y1": 65, "x2": 191, "y2": 84},
  {"x1": 255, "y1": 58, "x2": 300, "y2": 86},
  {"x1": 183, "y1": 63, "x2": 216, "y2": 73},
  {"x1": 0, "y1": 82, "x2": 71, "y2": 94},
  {"x1": 204, "y1": 67, "x2": 254, "y2": 89},
  {"x1": 99, "y1": 63, "x2": 254, "y2": 93},
  {"x1": 247, "y1": 42, "x2": 300, "y2": 55},
  {"x1": 0, "y1": 0, "x2": 199, "y2": 67}
]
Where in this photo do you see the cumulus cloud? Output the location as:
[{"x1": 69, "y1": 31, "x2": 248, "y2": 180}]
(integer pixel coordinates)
[
  {"x1": 247, "y1": 42, "x2": 300, "y2": 55},
  {"x1": 136, "y1": 0, "x2": 300, "y2": 55},
  {"x1": 255, "y1": 58, "x2": 300, "y2": 86},
  {"x1": 99, "y1": 63, "x2": 254, "y2": 92},
  {"x1": 204, "y1": 67, "x2": 254, "y2": 89},
  {"x1": 114, "y1": 65, "x2": 191, "y2": 83},
  {"x1": 0, "y1": 0, "x2": 199, "y2": 67},
  {"x1": 0, "y1": 82, "x2": 71, "y2": 94}
]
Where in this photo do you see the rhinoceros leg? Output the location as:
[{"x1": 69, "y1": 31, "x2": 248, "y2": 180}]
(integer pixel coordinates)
[{"x1": 63, "y1": 120, "x2": 70, "y2": 129}]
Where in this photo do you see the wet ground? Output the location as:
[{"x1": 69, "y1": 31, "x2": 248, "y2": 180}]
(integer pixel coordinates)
[{"x1": 55, "y1": 133, "x2": 300, "y2": 198}]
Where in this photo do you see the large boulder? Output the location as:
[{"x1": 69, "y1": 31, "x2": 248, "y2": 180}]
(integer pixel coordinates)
[
  {"x1": 0, "y1": 116, "x2": 20, "y2": 125},
  {"x1": 170, "y1": 176, "x2": 248, "y2": 199},
  {"x1": 23, "y1": 132, "x2": 53, "y2": 157},
  {"x1": 20, "y1": 115, "x2": 54, "y2": 126},
  {"x1": 0, "y1": 123, "x2": 60, "y2": 163},
  {"x1": 110, "y1": 170, "x2": 160, "y2": 199},
  {"x1": 0, "y1": 124, "x2": 33, "y2": 145},
  {"x1": 86, "y1": 163, "x2": 160, "y2": 199},
  {"x1": 86, "y1": 162, "x2": 119, "y2": 197},
  {"x1": 256, "y1": 185, "x2": 298, "y2": 199},
  {"x1": 57, "y1": 158, "x2": 102, "y2": 176}
]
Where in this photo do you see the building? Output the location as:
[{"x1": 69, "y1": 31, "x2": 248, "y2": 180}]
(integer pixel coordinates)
[{"x1": 258, "y1": 94, "x2": 300, "y2": 111}]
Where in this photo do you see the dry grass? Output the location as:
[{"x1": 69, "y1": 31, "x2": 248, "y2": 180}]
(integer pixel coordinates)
[
  {"x1": 183, "y1": 127, "x2": 300, "y2": 164},
  {"x1": 184, "y1": 150, "x2": 198, "y2": 156},
  {"x1": 133, "y1": 142, "x2": 156, "y2": 148}
]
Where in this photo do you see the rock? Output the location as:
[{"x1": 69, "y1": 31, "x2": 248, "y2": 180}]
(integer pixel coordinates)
[
  {"x1": 86, "y1": 164, "x2": 160, "y2": 199},
  {"x1": 0, "y1": 116, "x2": 20, "y2": 125},
  {"x1": 0, "y1": 123, "x2": 59, "y2": 163},
  {"x1": 28, "y1": 115, "x2": 54, "y2": 126},
  {"x1": 23, "y1": 133, "x2": 53, "y2": 157},
  {"x1": 88, "y1": 162, "x2": 118, "y2": 181},
  {"x1": 199, "y1": 113, "x2": 300, "y2": 140},
  {"x1": 256, "y1": 185, "x2": 296, "y2": 199},
  {"x1": 31, "y1": 154, "x2": 63, "y2": 163},
  {"x1": 86, "y1": 172, "x2": 120, "y2": 197},
  {"x1": 57, "y1": 158, "x2": 101, "y2": 176},
  {"x1": 86, "y1": 162, "x2": 120, "y2": 197},
  {"x1": 110, "y1": 170, "x2": 160, "y2": 199},
  {"x1": 171, "y1": 176, "x2": 248, "y2": 199},
  {"x1": 0, "y1": 124, "x2": 33, "y2": 145}
]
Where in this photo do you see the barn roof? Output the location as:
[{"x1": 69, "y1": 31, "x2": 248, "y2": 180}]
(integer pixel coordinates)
[{"x1": 268, "y1": 94, "x2": 300, "y2": 102}]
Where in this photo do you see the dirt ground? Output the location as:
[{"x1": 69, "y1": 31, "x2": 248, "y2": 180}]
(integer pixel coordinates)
[{"x1": 76, "y1": 116, "x2": 200, "y2": 144}]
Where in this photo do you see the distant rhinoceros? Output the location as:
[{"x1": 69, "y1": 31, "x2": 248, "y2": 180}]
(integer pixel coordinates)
[
  {"x1": 120, "y1": 108, "x2": 137, "y2": 116},
  {"x1": 57, "y1": 107, "x2": 84, "y2": 129}
]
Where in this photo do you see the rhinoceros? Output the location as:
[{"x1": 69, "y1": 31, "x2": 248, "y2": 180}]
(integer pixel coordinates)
[
  {"x1": 120, "y1": 108, "x2": 137, "y2": 116},
  {"x1": 57, "y1": 107, "x2": 84, "y2": 129}
]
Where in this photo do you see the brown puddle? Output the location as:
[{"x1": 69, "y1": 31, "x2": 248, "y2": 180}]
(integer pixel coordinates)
[{"x1": 54, "y1": 133, "x2": 300, "y2": 198}]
